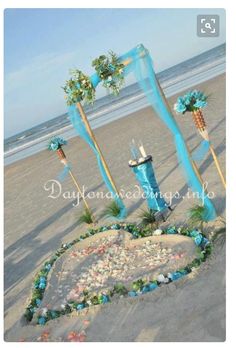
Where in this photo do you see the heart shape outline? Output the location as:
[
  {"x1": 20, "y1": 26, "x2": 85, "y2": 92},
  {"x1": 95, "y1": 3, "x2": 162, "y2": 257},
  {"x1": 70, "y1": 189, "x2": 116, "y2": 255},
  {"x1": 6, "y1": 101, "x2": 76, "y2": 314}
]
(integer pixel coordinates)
[{"x1": 24, "y1": 224, "x2": 211, "y2": 325}]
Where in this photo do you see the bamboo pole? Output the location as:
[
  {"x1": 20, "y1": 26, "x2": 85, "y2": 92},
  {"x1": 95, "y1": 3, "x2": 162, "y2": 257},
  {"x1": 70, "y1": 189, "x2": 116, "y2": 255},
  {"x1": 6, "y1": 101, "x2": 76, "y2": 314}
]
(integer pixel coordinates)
[
  {"x1": 58, "y1": 149, "x2": 93, "y2": 216},
  {"x1": 154, "y1": 77, "x2": 206, "y2": 188},
  {"x1": 68, "y1": 169, "x2": 90, "y2": 211},
  {"x1": 209, "y1": 145, "x2": 226, "y2": 189},
  {"x1": 76, "y1": 102, "x2": 120, "y2": 198},
  {"x1": 192, "y1": 109, "x2": 226, "y2": 189}
]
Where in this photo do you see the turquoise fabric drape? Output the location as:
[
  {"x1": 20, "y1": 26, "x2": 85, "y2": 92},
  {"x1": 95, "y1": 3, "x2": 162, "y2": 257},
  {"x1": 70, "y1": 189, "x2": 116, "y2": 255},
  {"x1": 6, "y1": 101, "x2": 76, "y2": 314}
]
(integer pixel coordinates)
[
  {"x1": 57, "y1": 164, "x2": 71, "y2": 182},
  {"x1": 119, "y1": 44, "x2": 216, "y2": 221},
  {"x1": 67, "y1": 44, "x2": 216, "y2": 221},
  {"x1": 68, "y1": 104, "x2": 126, "y2": 219},
  {"x1": 191, "y1": 139, "x2": 210, "y2": 162}
]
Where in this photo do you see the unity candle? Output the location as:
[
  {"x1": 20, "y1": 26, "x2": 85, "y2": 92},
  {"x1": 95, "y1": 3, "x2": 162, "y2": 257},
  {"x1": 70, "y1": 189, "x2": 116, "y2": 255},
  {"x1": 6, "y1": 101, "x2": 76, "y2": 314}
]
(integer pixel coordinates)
[
  {"x1": 138, "y1": 141, "x2": 147, "y2": 158},
  {"x1": 129, "y1": 139, "x2": 148, "y2": 165},
  {"x1": 129, "y1": 139, "x2": 140, "y2": 161}
]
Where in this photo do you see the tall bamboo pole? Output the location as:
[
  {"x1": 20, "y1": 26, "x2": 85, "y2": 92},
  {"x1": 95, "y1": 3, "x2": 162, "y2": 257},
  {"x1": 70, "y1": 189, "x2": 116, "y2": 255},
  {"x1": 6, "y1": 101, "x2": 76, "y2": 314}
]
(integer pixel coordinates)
[
  {"x1": 57, "y1": 148, "x2": 93, "y2": 216},
  {"x1": 154, "y1": 75, "x2": 206, "y2": 188},
  {"x1": 192, "y1": 109, "x2": 226, "y2": 189},
  {"x1": 68, "y1": 169, "x2": 90, "y2": 212},
  {"x1": 76, "y1": 102, "x2": 121, "y2": 198}
]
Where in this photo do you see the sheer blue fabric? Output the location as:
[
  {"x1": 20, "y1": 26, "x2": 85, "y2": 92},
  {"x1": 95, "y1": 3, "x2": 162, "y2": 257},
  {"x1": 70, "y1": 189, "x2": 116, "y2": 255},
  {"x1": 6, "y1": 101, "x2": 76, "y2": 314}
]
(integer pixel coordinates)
[
  {"x1": 57, "y1": 164, "x2": 71, "y2": 182},
  {"x1": 191, "y1": 140, "x2": 210, "y2": 162},
  {"x1": 67, "y1": 44, "x2": 216, "y2": 221},
  {"x1": 68, "y1": 104, "x2": 126, "y2": 219},
  {"x1": 119, "y1": 44, "x2": 216, "y2": 220},
  {"x1": 131, "y1": 159, "x2": 168, "y2": 212}
]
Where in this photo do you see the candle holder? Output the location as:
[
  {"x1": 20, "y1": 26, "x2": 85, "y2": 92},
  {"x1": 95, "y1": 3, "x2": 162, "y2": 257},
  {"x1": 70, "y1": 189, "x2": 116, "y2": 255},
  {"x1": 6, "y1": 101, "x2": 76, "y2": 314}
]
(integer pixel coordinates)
[{"x1": 129, "y1": 155, "x2": 171, "y2": 220}]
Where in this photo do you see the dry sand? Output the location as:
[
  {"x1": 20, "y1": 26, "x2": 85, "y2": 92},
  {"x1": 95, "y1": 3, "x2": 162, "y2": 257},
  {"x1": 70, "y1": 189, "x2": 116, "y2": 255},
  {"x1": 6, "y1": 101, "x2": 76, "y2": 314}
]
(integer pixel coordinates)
[
  {"x1": 4, "y1": 74, "x2": 226, "y2": 341},
  {"x1": 41, "y1": 231, "x2": 198, "y2": 311}
]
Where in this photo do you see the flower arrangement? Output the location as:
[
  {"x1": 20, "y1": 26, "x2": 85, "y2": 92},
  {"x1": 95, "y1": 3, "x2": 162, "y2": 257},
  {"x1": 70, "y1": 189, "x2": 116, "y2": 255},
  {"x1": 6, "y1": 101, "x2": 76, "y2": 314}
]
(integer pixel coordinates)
[
  {"x1": 92, "y1": 51, "x2": 125, "y2": 96},
  {"x1": 63, "y1": 69, "x2": 95, "y2": 105},
  {"x1": 47, "y1": 137, "x2": 67, "y2": 151},
  {"x1": 174, "y1": 90, "x2": 226, "y2": 188},
  {"x1": 48, "y1": 137, "x2": 68, "y2": 160},
  {"x1": 24, "y1": 223, "x2": 212, "y2": 326},
  {"x1": 174, "y1": 90, "x2": 208, "y2": 114}
]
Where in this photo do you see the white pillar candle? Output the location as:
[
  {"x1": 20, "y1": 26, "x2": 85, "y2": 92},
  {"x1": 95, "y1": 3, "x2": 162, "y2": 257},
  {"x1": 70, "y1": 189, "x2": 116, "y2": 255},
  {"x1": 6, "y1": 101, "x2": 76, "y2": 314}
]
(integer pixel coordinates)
[{"x1": 139, "y1": 142, "x2": 147, "y2": 157}]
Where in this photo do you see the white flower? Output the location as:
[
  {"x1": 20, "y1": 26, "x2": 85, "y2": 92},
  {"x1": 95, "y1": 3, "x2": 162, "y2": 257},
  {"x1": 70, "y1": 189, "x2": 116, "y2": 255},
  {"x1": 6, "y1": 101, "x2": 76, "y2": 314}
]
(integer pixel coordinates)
[
  {"x1": 157, "y1": 274, "x2": 165, "y2": 282},
  {"x1": 41, "y1": 307, "x2": 48, "y2": 315},
  {"x1": 153, "y1": 229, "x2": 162, "y2": 236}
]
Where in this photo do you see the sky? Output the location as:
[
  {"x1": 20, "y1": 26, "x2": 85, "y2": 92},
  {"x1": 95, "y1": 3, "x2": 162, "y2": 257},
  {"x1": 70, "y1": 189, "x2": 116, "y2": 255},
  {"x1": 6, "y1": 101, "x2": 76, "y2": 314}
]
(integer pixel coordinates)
[{"x1": 4, "y1": 8, "x2": 226, "y2": 138}]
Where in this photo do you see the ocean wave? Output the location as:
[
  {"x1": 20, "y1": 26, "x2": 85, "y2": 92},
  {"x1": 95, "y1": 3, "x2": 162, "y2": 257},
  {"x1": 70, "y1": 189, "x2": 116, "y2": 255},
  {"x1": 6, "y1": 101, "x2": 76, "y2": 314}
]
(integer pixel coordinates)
[{"x1": 4, "y1": 44, "x2": 226, "y2": 165}]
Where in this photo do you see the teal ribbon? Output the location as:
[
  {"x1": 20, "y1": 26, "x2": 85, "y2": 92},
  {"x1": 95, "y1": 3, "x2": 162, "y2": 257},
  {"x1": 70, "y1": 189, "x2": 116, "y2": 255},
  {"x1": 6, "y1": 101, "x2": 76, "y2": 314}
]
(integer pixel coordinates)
[
  {"x1": 57, "y1": 164, "x2": 71, "y2": 182},
  {"x1": 191, "y1": 140, "x2": 210, "y2": 162}
]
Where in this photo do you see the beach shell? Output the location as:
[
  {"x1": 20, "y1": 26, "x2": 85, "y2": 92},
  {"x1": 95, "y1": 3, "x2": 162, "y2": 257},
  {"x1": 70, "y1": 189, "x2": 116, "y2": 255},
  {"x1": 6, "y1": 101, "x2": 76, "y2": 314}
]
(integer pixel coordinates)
[
  {"x1": 157, "y1": 274, "x2": 165, "y2": 282},
  {"x1": 153, "y1": 229, "x2": 163, "y2": 236},
  {"x1": 48, "y1": 230, "x2": 195, "y2": 310}
]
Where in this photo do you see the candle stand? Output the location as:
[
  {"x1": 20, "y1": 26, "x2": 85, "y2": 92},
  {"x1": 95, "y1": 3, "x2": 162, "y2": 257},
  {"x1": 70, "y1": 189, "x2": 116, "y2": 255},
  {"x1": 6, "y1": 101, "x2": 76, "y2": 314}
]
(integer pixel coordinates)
[{"x1": 129, "y1": 154, "x2": 172, "y2": 221}]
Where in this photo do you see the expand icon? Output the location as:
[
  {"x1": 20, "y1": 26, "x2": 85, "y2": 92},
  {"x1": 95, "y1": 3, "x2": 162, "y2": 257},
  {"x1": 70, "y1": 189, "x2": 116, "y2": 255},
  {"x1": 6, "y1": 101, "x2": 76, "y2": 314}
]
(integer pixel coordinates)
[{"x1": 197, "y1": 15, "x2": 220, "y2": 37}]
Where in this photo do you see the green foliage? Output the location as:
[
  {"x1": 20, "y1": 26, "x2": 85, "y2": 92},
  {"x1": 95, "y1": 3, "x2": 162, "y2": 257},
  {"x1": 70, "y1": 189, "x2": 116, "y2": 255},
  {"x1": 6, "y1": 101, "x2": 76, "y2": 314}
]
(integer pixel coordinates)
[
  {"x1": 139, "y1": 208, "x2": 158, "y2": 228},
  {"x1": 113, "y1": 283, "x2": 128, "y2": 295},
  {"x1": 78, "y1": 208, "x2": 94, "y2": 225},
  {"x1": 24, "y1": 308, "x2": 34, "y2": 322},
  {"x1": 103, "y1": 200, "x2": 121, "y2": 218},
  {"x1": 92, "y1": 51, "x2": 125, "y2": 96},
  {"x1": 63, "y1": 69, "x2": 95, "y2": 105},
  {"x1": 188, "y1": 204, "x2": 208, "y2": 230},
  {"x1": 132, "y1": 279, "x2": 145, "y2": 291},
  {"x1": 211, "y1": 219, "x2": 226, "y2": 246},
  {"x1": 138, "y1": 225, "x2": 153, "y2": 237},
  {"x1": 91, "y1": 296, "x2": 99, "y2": 305}
]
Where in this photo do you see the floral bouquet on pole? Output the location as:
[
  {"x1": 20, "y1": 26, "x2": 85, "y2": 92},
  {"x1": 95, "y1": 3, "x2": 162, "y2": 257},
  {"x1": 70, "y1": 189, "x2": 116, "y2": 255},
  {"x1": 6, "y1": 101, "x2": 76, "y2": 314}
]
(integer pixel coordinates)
[
  {"x1": 92, "y1": 51, "x2": 125, "y2": 96},
  {"x1": 48, "y1": 137, "x2": 94, "y2": 222},
  {"x1": 174, "y1": 90, "x2": 208, "y2": 139},
  {"x1": 48, "y1": 137, "x2": 68, "y2": 162},
  {"x1": 174, "y1": 90, "x2": 226, "y2": 189}
]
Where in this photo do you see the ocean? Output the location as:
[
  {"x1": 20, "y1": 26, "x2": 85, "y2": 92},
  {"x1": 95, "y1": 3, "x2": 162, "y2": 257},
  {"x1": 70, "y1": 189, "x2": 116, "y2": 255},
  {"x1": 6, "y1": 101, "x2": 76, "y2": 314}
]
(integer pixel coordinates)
[{"x1": 4, "y1": 44, "x2": 226, "y2": 166}]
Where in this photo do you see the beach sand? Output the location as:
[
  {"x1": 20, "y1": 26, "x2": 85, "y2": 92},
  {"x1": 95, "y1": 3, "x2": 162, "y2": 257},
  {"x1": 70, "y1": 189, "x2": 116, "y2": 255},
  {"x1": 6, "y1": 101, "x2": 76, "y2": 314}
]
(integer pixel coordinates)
[{"x1": 4, "y1": 74, "x2": 226, "y2": 341}]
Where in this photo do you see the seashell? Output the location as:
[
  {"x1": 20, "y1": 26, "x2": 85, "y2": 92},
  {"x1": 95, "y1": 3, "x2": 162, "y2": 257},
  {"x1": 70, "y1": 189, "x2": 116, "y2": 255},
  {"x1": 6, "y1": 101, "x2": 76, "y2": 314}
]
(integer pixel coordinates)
[
  {"x1": 153, "y1": 229, "x2": 163, "y2": 236},
  {"x1": 157, "y1": 274, "x2": 165, "y2": 282}
]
